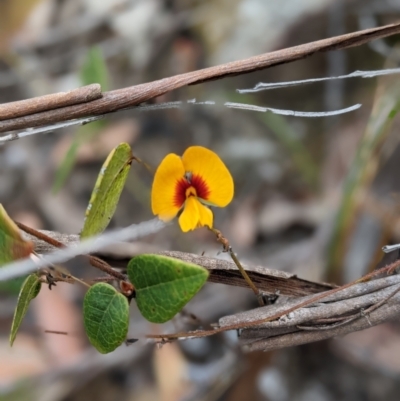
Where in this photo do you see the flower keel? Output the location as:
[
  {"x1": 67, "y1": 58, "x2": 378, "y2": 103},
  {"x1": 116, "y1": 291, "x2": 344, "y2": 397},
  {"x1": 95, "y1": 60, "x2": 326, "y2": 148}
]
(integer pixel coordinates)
[{"x1": 178, "y1": 197, "x2": 213, "y2": 232}]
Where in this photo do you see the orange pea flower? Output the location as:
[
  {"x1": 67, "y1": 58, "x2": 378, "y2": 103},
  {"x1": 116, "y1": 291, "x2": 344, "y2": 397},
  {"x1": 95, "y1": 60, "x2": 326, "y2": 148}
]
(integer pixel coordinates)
[{"x1": 151, "y1": 146, "x2": 234, "y2": 232}]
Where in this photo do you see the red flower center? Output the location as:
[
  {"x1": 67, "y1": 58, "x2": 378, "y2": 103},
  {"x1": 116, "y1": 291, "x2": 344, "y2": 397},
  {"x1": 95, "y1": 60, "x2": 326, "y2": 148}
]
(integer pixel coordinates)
[{"x1": 173, "y1": 173, "x2": 210, "y2": 208}]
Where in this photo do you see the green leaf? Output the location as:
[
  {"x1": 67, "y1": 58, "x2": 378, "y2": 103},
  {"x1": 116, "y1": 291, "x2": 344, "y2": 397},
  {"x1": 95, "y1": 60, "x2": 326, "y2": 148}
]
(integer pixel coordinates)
[
  {"x1": 127, "y1": 254, "x2": 209, "y2": 323},
  {"x1": 80, "y1": 143, "x2": 133, "y2": 238},
  {"x1": 52, "y1": 46, "x2": 109, "y2": 193},
  {"x1": 9, "y1": 274, "x2": 41, "y2": 346},
  {"x1": 326, "y1": 65, "x2": 400, "y2": 281},
  {"x1": 80, "y1": 46, "x2": 109, "y2": 90},
  {"x1": 0, "y1": 276, "x2": 26, "y2": 295},
  {"x1": 52, "y1": 121, "x2": 106, "y2": 194},
  {"x1": 52, "y1": 140, "x2": 80, "y2": 194},
  {"x1": 83, "y1": 283, "x2": 129, "y2": 354},
  {"x1": 0, "y1": 204, "x2": 33, "y2": 266}
]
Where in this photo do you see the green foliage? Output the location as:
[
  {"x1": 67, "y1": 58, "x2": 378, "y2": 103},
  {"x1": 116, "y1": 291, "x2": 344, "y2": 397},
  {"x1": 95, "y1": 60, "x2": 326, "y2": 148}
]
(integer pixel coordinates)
[
  {"x1": 53, "y1": 46, "x2": 109, "y2": 193},
  {"x1": 80, "y1": 143, "x2": 133, "y2": 238},
  {"x1": 83, "y1": 283, "x2": 129, "y2": 354},
  {"x1": 9, "y1": 274, "x2": 41, "y2": 346},
  {"x1": 52, "y1": 140, "x2": 80, "y2": 194},
  {"x1": 127, "y1": 254, "x2": 209, "y2": 323},
  {"x1": 0, "y1": 204, "x2": 33, "y2": 266},
  {"x1": 0, "y1": 276, "x2": 26, "y2": 295},
  {"x1": 327, "y1": 72, "x2": 400, "y2": 281},
  {"x1": 80, "y1": 46, "x2": 109, "y2": 90}
]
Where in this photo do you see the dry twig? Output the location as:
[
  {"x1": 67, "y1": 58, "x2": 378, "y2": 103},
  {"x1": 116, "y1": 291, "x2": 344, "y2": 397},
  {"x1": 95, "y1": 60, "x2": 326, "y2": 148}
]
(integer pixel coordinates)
[
  {"x1": 20, "y1": 229, "x2": 400, "y2": 351},
  {"x1": 0, "y1": 84, "x2": 102, "y2": 120},
  {"x1": 26, "y1": 229, "x2": 334, "y2": 297},
  {"x1": 233, "y1": 277, "x2": 400, "y2": 352},
  {"x1": 1, "y1": 22, "x2": 400, "y2": 133}
]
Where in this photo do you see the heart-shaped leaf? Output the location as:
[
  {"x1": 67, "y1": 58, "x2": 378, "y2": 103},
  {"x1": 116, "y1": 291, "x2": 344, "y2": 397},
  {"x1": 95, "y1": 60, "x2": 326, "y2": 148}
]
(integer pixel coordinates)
[
  {"x1": 83, "y1": 283, "x2": 129, "y2": 354},
  {"x1": 127, "y1": 254, "x2": 209, "y2": 323},
  {"x1": 81, "y1": 143, "x2": 133, "y2": 238},
  {"x1": 0, "y1": 204, "x2": 33, "y2": 266},
  {"x1": 10, "y1": 274, "x2": 41, "y2": 346}
]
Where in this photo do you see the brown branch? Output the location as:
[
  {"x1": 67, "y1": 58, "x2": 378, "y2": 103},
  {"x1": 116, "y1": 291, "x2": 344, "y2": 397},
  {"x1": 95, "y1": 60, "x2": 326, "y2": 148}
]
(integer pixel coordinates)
[
  {"x1": 26, "y1": 229, "x2": 334, "y2": 297},
  {"x1": 23, "y1": 228, "x2": 400, "y2": 352},
  {"x1": 17, "y1": 224, "x2": 126, "y2": 281},
  {"x1": 158, "y1": 251, "x2": 334, "y2": 296},
  {"x1": 239, "y1": 280, "x2": 400, "y2": 352},
  {"x1": 220, "y1": 275, "x2": 400, "y2": 331},
  {"x1": 145, "y1": 258, "x2": 400, "y2": 340},
  {"x1": 1, "y1": 22, "x2": 400, "y2": 133},
  {"x1": 0, "y1": 84, "x2": 102, "y2": 120}
]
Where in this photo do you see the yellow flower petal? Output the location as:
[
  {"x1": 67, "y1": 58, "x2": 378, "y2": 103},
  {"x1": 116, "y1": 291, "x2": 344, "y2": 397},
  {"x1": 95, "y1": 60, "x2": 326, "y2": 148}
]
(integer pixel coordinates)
[
  {"x1": 182, "y1": 146, "x2": 234, "y2": 207},
  {"x1": 178, "y1": 196, "x2": 199, "y2": 232},
  {"x1": 197, "y1": 202, "x2": 213, "y2": 228},
  {"x1": 151, "y1": 153, "x2": 185, "y2": 221}
]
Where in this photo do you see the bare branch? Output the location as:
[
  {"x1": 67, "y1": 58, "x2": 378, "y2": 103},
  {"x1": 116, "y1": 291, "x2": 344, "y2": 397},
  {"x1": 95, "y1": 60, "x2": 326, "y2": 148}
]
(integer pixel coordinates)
[
  {"x1": 25, "y1": 230, "x2": 334, "y2": 297},
  {"x1": 158, "y1": 251, "x2": 334, "y2": 296},
  {"x1": 219, "y1": 275, "x2": 400, "y2": 352},
  {"x1": 18, "y1": 228, "x2": 400, "y2": 352},
  {"x1": 1, "y1": 22, "x2": 400, "y2": 133},
  {"x1": 0, "y1": 219, "x2": 166, "y2": 282},
  {"x1": 0, "y1": 98, "x2": 362, "y2": 144},
  {"x1": 242, "y1": 297, "x2": 400, "y2": 352},
  {"x1": 0, "y1": 84, "x2": 102, "y2": 120}
]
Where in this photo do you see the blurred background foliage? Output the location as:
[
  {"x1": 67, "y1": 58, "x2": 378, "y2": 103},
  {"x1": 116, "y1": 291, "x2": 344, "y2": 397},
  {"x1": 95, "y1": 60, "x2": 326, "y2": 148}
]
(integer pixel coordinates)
[{"x1": 2, "y1": 0, "x2": 400, "y2": 400}]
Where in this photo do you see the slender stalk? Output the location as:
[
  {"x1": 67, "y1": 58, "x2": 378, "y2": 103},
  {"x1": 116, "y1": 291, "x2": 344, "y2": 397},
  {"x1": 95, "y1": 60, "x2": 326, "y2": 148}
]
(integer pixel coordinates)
[
  {"x1": 209, "y1": 227, "x2": 264, "y2": 306},
  {"x1": 32, "y1": 251, "x2": 90, "y2": 288},
  {"x1": 229, "y1": 247, "x2": 265, "y2": 306},
  {"x1": 16, "y1": 221, "x2": 126, "y2": 281},
  {"x1": 88, "y1": 255, "x2": 127, "y2": 281},
  {"x1": 90, "y1": 276, "x2": 118, "y2": 283},
  {"x1": 17, "y1": 221, "x2": 63, "y2": 248},
  {"x1": 44, "y1": 330, "x2": 68, "y2": 335}
]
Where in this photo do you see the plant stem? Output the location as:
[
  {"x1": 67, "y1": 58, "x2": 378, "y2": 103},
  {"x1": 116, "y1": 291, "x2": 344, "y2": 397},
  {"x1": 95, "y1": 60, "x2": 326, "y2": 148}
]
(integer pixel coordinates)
[
  {"x1": 32, "y1": 251, "x2": 90, "y2": 288},
  {"x1": 88, "y1": 255, "x2": 127, "y2": 281},
  {"x1": 147, "y1": 257, "x2": 400, "y2": 341},
  {"x1": 228, "y1": 246, "x2": 265, "y2": 306},
  {"x1": 208, "y1": 227, "x2": 264, "y2": 306},
  {"x1": 16, "y1": 221, "x2": 126, "y2": 281}
]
